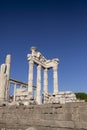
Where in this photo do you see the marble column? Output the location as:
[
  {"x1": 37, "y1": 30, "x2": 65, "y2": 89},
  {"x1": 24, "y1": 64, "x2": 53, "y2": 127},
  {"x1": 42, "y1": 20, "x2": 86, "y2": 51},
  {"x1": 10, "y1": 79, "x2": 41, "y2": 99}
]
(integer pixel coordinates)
[
  {"x1": 36, "y1": 65, "x2": 41, "y2": 104},
  {"x1": 5, "y1": 54, "x2": 11, "y2": 101},
  {"x1": 53, "y1": 64, "x2": 58, "y2": 94},
  {"x1": 5, "y1": 55, "x2": 11, "y2": 79},
  {"x1": 13, "y1": 84, "x2": 16, "y2": 102},
  {"x1": 28, "y1": 60, "x2": 34, "y2": 95},
  {"x1": 44, "y1": 68, "x2": 48, "y2": 94},
  {"x1": 0, "y1": 64, "x2": 7, "y2": 102}
]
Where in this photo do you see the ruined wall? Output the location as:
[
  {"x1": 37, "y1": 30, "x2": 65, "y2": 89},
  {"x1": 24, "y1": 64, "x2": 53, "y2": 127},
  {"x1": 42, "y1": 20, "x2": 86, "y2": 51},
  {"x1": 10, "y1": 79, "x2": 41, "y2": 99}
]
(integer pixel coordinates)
[{"x1": 0, "y1": 102, "x2": 87, "y2": 130}]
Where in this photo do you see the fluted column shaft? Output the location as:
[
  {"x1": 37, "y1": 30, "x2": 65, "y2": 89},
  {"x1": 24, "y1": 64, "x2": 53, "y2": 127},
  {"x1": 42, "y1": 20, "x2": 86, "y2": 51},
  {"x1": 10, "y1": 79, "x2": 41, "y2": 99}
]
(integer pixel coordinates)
[
  {"x1": 44, "y1": 68, "x2": 48, "y2": 94},
  {"x1": 0, "y1": 64, "x2": 7, "y2": 101},
  {"x1": 13, "y1": 84, "x2": 16, "y2": 101},
  {"x1": 5, "y1": 55, "x2": 11, "y2": 101},
  {"x1": 36, "y1": 65, "x2": 41, "y2": 104},
  {"x1": 28, "y1": 60, "x2": 34, "y2": 95},
  {"x1": 53, "y1": 65, "x2": 58, "y2": 94}
]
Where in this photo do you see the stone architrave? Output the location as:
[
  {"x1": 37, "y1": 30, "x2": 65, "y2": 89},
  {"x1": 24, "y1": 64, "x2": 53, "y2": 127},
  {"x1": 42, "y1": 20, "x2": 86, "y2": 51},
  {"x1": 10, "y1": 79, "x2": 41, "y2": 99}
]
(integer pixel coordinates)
[
  {"x1": 0, "y1": 64, "x2": 7, "y2": 101},
  {"x1": 28, "y1": 60, "x2": 34, "y2": 95},
  {"x1": 36, "y1": 65, "x2": 41, "y2": 104}
]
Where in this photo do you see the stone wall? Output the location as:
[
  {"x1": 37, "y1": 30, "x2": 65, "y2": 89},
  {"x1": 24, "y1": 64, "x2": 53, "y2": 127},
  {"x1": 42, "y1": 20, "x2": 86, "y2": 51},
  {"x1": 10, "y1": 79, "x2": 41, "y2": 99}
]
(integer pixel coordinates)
[{"x1": 0, "y1": 102, "x2": 87, "y2": 130}]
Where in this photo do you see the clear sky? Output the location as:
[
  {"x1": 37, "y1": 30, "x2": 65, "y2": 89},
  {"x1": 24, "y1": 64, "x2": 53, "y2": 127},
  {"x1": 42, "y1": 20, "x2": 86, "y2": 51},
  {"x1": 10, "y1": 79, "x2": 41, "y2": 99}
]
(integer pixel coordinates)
[{"x1": 0, "y1": 0, "x2": 87, "y2": 93}]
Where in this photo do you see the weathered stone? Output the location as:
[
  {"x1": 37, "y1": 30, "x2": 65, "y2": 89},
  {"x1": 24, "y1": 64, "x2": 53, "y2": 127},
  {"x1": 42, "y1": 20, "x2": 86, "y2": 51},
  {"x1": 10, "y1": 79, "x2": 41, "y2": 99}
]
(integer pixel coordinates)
[
  {"x1": 0, "y1": 103, "x2": 87, "y2": 130},
  {"x1": 75, "y1": 122, "x2": 87, "y2": 129},
  {"x1": 0, "y1": 64, "x2": 7, "y2": 101},
  {"x1": 27, "y1": 47, "x2": 59, "y2": 104}
]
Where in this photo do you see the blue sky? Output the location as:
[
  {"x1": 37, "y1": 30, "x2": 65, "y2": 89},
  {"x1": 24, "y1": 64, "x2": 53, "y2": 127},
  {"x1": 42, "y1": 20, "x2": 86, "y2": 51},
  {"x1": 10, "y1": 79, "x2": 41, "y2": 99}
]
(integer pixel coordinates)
[{"x1": 0, "y1": 0, "x2": 87, "y2": 93}]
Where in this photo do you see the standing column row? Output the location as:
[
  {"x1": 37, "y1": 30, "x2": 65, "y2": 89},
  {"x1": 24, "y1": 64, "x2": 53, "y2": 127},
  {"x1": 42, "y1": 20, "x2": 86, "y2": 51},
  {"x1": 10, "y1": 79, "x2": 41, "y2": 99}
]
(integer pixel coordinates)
[{"x1": 28, "y1": 60, "x2": 58, "y2": 104}]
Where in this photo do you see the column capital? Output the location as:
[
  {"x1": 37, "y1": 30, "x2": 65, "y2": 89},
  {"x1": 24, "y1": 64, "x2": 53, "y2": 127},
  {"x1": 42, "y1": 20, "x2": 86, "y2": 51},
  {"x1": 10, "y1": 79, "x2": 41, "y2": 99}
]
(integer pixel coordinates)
[
  {"x1": 44, "y1": 68, "x2": 48, "y2": 71},
  {"x1": 37, "y1": 65, "x2": 41, "y2": 69},
  {"x1": 53, "y1": 64, "x2": 58, "y2": 71},
  {"x1": 29, "y1": 59, "x2": 34, "y2": 65}
]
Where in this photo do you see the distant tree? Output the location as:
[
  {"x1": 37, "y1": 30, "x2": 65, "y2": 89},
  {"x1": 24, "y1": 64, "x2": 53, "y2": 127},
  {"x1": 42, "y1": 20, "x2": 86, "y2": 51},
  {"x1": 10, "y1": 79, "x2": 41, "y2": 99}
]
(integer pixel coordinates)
[{"x1": 75, "y1": 92, "x2": 87, "y2": 102}]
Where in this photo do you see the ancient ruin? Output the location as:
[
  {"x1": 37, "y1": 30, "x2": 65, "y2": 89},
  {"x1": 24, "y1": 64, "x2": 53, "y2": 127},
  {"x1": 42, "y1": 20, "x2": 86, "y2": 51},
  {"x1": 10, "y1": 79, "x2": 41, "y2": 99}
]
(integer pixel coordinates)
[
  {"x1": 27, "y1": 46, "x2": 59, "y2": 104},
  {"x1": 0, "y1": 47, "x2": 87, "y2": 130},
  {"x1": 0, "y1": 47, "x2": 79, "y2": 105},
  {"x1": 0, "y1": 55, "x2": 11, "y2": 103}
]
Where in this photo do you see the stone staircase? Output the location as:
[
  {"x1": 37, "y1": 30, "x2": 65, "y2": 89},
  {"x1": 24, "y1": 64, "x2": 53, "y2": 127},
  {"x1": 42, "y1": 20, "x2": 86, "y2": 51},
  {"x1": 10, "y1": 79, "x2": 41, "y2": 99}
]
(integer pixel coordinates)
[{"x1": 0, "y1": 102, "x2": 87, "y2": 130}]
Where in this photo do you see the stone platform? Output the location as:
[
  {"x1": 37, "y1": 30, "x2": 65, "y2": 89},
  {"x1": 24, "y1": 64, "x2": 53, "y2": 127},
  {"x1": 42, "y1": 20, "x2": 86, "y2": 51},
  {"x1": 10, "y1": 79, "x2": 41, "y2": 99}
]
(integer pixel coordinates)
[{"x1": 0, "y1": 102, "x2": 87, "y2": 130}]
